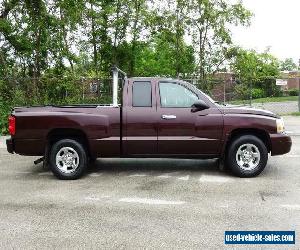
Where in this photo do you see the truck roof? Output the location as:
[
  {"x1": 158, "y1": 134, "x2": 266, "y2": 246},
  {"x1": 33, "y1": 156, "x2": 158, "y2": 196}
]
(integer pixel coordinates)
[
  {"x1": 128, "y1": 77, "x2": 194, "y2": 85},
  {"x1": 128, "y1": 77, "x2": 177, "y2": 81}
]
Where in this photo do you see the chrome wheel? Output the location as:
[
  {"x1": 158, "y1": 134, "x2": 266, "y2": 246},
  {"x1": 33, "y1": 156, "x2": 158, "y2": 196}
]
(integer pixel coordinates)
[
  {"x1": 235, "y1": 143, "x2": 260, "y2": 171},
  {"x1": 56, "y1": 147, "x2": 80, "y2": 174}
]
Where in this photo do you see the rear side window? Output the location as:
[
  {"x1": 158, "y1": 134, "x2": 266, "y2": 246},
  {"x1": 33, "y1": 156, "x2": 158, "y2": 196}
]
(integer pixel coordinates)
[{"x1": 132, "y1": 81, "x2": 152, "y2": 107}]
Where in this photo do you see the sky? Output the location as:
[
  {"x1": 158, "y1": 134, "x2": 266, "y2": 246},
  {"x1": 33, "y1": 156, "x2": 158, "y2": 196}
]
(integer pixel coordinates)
[{"x1": 231, "y1": 0, "x2": 300, "y2": 64}]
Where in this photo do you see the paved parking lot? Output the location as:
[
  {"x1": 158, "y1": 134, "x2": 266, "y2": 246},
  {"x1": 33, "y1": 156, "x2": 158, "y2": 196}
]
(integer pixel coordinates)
[
  {"x1": 0, "y1": 117, "x2": 299, "y2": 249},
  {"x1": 252, "y1": 101, "x2": 299, "y2": 115}
]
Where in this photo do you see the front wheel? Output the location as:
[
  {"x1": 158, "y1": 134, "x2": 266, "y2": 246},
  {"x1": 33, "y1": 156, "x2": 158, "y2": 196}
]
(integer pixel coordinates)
[
  {"x1": 226, "y1": 135, "x2": 268, "y2": 177},
  {"x1": 49, "y1": 139, "x2": 87, "y2": 180}
]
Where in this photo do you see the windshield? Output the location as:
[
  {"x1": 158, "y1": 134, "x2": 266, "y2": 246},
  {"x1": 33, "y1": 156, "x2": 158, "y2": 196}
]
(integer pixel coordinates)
[{"x1": 185, "y1": 81, "x2": 218, "y2": 104}]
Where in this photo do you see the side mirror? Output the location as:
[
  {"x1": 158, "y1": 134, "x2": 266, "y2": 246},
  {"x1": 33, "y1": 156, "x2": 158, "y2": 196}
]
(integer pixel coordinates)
[{"x1": 191, "y1": 100, "x2": 210, "y2": 113}]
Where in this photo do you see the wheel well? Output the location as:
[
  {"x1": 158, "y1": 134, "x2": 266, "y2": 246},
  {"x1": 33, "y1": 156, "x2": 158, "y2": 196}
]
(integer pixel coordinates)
[
  {"x1": 226, "y1": 128, "x2": 271, "y2": 153},
  {"x1": 47, "y1": 128, "x2": 90, "y2": 156}
]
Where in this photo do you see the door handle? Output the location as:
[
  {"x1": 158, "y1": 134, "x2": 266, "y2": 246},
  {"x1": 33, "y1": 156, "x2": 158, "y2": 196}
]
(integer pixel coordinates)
[{"x1": 162, "y1": 115, "x2": 177, "y2": 120}]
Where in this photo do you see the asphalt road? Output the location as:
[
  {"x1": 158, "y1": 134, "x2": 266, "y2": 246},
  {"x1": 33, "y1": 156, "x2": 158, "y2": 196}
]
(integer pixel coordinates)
[{"x1": 0, "y1": 117, "x2": 299, "y2": 249}]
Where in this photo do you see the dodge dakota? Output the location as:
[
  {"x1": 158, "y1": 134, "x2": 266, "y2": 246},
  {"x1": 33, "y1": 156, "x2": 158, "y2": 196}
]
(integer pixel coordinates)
[{"x1": 6, "y1": 68, "x2": 292, "y2": 179}]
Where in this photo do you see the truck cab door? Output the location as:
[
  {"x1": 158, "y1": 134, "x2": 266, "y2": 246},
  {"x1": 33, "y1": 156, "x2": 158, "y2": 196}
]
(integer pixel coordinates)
[
  {"x1": 157, "y1": 81, "x2": 223, "y2": 156},
  {"x1": 123, "y1": 79, "x2": 158, "y2": 156}
]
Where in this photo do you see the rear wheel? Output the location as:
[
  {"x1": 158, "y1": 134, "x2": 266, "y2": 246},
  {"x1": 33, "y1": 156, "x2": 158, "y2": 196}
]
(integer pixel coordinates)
[
  {"x1": 49, "y1": 139, "x2": 87, "y2": 180},
  {"x1": 226, "y1": 135, "x2": 268, "y2": 177}
]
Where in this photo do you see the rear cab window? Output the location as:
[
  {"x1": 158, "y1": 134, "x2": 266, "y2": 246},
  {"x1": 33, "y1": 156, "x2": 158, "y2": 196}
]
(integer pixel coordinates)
[{"x1": 132, "y1": 81, "x2": 152, "y2": 107}]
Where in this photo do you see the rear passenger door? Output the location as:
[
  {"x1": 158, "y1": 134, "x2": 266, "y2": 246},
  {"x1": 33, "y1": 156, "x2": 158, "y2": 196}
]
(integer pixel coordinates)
[{"x1": 124, "y1": 79, "x2": 158, "y2": 156}]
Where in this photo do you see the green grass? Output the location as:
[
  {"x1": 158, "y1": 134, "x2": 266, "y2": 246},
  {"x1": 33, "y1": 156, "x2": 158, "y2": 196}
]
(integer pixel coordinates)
[
  {"x1": 229, "y1": 96, "x2": 298, "y2": 105},
  {"x1": 288, "y1": 112, "x2": 300, "y2": 116}
]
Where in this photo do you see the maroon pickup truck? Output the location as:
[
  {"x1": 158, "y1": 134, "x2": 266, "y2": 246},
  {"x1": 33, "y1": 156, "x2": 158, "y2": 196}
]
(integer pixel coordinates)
[{"x1": 6, "y1": 71, "x2": 292, "y2": 179}]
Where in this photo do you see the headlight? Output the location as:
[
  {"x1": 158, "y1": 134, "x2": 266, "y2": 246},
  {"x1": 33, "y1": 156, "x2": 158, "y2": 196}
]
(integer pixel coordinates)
[{"x1": 276, "y1": 118, "x2": 285, "y2": 133}]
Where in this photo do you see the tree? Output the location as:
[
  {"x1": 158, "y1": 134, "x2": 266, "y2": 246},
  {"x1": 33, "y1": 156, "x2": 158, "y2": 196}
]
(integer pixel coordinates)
[
  {"x1": 280, "y1": 58, "x2": 297, "y2": 71},
  {"x1": 133, "y1": 32, "x2": 195, "y2": 77},
  {"x1": 185, "y1": 0, "x2": 252, "y2": 81},
  {"x1": 231, "y1": 48, "x2": 281, "y2": 99},
  {"x1": 1, "y1": 0, "x2": 252, "y2": 80},
  {"x1": 128, "y1": 0, "x2": 148, "y2": 76}
]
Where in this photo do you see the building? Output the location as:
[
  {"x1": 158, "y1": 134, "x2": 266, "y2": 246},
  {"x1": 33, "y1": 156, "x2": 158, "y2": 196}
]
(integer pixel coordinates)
[{"x1": 279, "y1": 71, "x2": 300, "y2": 90}]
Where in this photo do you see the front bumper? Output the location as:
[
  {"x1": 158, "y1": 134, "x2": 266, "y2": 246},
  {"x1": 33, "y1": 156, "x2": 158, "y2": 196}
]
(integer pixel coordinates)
[
  {"x1": 6, "y1": 138, "x2": 14, "y2": 154},
  {"x1": 270, "y1": 133, "x2": 292, "y2": 156}
]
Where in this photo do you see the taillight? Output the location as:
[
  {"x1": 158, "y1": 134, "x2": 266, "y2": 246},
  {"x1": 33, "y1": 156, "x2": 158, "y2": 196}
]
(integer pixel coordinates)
[{"x1": 8, "y1": 116, "x2": 16, "y2": 135}]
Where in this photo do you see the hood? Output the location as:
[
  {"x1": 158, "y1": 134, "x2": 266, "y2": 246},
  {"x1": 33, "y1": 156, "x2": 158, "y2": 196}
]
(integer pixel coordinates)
[{"x1": 220, "y1": 105, "x2": 279, "y2": 119}]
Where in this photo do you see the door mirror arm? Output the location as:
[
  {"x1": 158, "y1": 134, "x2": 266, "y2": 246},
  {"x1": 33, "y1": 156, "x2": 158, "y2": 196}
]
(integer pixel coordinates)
[{"x1": 191, "y1": 100, "x2": 210, "y2": 113}]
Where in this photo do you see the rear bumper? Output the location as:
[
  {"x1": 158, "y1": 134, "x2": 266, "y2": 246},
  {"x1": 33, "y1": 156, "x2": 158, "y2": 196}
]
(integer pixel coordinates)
[
  {"x1": 6, "y1": 138, "x2": 14, "y2": 154},
  {"x1": 270, "y1": 133, "x2": 292, "y2": 156}
]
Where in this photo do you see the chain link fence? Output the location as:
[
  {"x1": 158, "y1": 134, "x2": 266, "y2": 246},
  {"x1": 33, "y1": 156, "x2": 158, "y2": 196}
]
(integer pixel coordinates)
[
  {"x1": 184, "y1": 75, "x2": 299, "y2": 109},
  {"x1": 0, "y1": 76, "x2": 117, "y2": 106},
  {"x1": 1, "y1": 75, "x2": 299, "y2": 108}
]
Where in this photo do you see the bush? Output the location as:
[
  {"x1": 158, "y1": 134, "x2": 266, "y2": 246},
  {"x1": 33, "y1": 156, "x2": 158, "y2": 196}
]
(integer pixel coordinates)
[
  {"x1": 251, "y1": 88, "x2": 265, "y2": 99},
  {"x1": 286, "y1": 88, "x2": 299, "y2": 96},
  {"x1": 0, "y1": 80, "x2": 13, "y2": 135},
  {"x1": 0, "y1": 102, "x2": 11, "y2": 135},
  {"x1": 234, "y1": 84, "x2": 249, "y2": 100},
  {"x1": 272, "y1": 87, "x2": 283, "y2": 97}
]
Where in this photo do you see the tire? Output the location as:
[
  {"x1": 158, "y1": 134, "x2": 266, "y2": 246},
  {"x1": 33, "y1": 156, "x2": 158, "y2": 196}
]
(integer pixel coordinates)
[
  {"x1": 226, "y1": 135, "x2": 268, "y2": 177},
  {"x1": 49, "y1": 139, "x2": 87, "y2": 180}
]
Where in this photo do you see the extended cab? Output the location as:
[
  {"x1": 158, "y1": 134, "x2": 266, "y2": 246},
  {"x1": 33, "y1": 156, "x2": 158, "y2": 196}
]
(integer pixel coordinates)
[{"x1": 6, "y1": 69, "x2": 292, "y2": 179}]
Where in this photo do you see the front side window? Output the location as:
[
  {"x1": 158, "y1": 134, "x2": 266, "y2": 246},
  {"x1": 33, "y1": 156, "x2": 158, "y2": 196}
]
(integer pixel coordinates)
[
  {"x1": 159, "y1": 82, "x2": 198, "y2": 108},
  {"x1": 132, "y1": 81, "x2": 152, "y2": 107}
]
